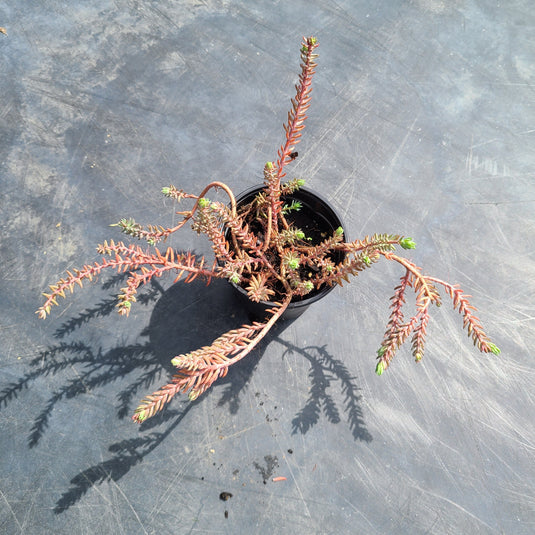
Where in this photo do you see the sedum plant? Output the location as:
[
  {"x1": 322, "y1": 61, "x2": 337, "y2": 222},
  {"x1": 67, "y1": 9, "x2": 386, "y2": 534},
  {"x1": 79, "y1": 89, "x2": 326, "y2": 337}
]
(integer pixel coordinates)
[{"x1": 38, "y1": 37, "x2": 499, "y2": 423}]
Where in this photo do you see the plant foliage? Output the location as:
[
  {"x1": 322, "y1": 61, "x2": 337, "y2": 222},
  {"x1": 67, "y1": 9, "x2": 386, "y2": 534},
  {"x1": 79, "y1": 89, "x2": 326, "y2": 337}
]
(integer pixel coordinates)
[{"x1": 38, "y1": 37, "x2": 499, "y2": 423}]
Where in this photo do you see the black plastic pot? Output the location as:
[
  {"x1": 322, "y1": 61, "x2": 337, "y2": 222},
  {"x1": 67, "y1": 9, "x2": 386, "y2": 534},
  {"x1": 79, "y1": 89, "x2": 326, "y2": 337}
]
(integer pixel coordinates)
[{"x1": 227, "y1": 185, "x2": 346, "y2": 322}]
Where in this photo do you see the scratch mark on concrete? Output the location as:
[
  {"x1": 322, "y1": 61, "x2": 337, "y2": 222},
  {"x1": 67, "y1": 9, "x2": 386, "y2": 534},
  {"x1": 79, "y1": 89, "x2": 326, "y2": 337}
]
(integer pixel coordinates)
[
  {"x1": 473, "y1": 405, "x2": 535, "y2": 452},
  {"x1": 385, "y1": 115, "x2": 420, "y2": 182},
  {"x1": 276, "y1": 453, "x2": 312, "y2": 521},
  {"x1": 106, "y1": 474, "x2": 149, "y2": 535},
  {"x1": 217, "y1": 422, "x2": 264, "y2": 441},
  {"x1": 467, "y1": 199, "x2": 535, "y2": 205},
  {"x1": 413, "y1": 483, "x2": 496, "y2": 531},
  {"x1": 357, "y1": 196, "x2": 393, "y2": 236},
  {"x1": 469, "y1": 138, "x2": 499, "y2": 150},
  {"x1": 0, "y1": 487, "x2": 23, "y2": 533},
  {"x1": 339, "y1": 492, "x2": 377, "y2": 530},
  {"x1": 466, "y1": 134, "x2": 473, "y2": 178}
]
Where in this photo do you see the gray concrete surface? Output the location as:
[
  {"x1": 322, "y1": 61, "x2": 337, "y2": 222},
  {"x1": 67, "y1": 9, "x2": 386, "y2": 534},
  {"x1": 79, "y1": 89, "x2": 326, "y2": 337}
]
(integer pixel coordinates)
[{"x1": 1, "y1": 1, "x2": 534, "y2": 533}]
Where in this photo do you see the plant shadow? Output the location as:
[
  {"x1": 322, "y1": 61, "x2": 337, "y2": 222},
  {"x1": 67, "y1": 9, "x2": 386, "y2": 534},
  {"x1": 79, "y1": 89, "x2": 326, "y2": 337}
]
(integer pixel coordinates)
[
  {"x1": 1, "y1": 274, "x2": 371, "y2": 513},
  {"x1": 278, "y1": 339, "x2": 373, "y2": 443}
]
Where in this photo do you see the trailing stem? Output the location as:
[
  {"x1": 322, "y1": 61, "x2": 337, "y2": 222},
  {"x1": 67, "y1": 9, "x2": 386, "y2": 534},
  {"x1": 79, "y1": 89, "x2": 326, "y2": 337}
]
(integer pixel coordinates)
[
  {"x1": 132, "y1": 296, "x2": 292, "y2": 422},
  {"x1": 117, "y1": 181, "x2": 237, "y2": 245},
  {"x1": 275, "y1": 36, "x2": 319, "y2": 184},
  {"x1": 36, "y1": 241, "x2": 219, "y2": 319},
  {"x1": 375, "y1": 251, "x2": 499, "y2": 374},
  {"x1": 427, "y1": 277, "x2": 500, "y2": 354}
]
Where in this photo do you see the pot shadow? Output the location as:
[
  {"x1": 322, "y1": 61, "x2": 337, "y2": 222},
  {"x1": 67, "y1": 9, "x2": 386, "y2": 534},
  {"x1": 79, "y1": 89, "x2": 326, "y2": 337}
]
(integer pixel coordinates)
[{"x1": 1, "y1": 272, "x2": 371, "y2": 513}]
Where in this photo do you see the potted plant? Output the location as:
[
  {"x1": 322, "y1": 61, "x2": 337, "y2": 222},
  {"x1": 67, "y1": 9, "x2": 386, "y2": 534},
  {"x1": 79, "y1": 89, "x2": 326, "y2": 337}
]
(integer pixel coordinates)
[{"x1": 37, "y1": 37, "x2": 500, "y2": 423}]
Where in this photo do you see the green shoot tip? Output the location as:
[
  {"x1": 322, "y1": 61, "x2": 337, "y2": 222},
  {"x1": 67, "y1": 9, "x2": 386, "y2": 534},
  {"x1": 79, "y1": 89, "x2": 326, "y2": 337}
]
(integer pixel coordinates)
[
  {"x1": 134, "y1": 411, "x2": 147, "y2": 423},
  {"x1": 375, "y1": 361, "x2": 385, "y2": 376},
  {"x1": 488, "y1": 343, "x2": 501, "y2": 355},
  {"x1": 400, "y1": 237, "x2": 416, "y2": 250}
]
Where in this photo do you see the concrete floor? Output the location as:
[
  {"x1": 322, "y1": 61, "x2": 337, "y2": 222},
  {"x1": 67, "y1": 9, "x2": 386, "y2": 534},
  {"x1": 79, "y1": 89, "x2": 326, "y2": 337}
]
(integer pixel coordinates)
[{"x1": 1, "y1": 1, "x2": 534, "y2": 533}]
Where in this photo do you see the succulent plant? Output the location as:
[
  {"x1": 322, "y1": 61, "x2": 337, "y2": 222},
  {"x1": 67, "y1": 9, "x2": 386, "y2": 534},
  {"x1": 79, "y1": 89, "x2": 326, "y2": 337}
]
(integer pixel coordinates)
[{"x1": 38, "y1": 37, "x2": 499, "y2": 423}]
